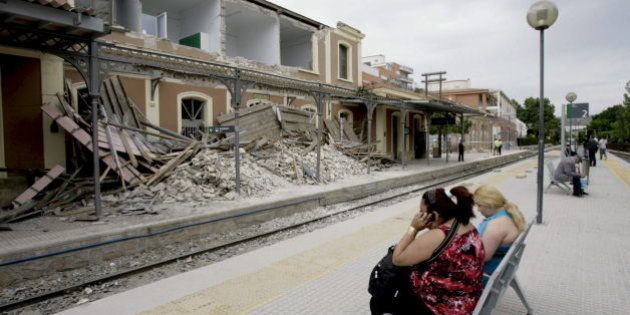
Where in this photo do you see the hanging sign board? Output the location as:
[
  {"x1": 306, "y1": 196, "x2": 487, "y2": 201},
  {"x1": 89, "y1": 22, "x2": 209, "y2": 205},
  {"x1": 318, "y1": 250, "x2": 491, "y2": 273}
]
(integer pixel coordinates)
[
  {"x1": 431, "y1": 116, "x2": 456, "y2": 126},
  {"x1": 567, "y1": 103, "x2": 589, "y2": 119}
]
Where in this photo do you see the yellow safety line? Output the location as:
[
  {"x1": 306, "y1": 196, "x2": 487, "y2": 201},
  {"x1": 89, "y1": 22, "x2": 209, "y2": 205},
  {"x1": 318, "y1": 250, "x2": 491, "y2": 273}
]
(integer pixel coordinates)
[
  {"x1": 603, "y1": 158, "x2": 630, "y2": 187},
  {"x1": 141, "y1": 157, "x2": 540, "y2": 315}
]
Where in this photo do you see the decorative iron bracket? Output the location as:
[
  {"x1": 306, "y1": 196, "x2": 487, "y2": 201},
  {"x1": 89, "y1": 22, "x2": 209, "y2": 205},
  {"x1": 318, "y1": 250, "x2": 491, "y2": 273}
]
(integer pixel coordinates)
[{"x1": 150, "y1": 74, "x2": 162, "y2": 101}]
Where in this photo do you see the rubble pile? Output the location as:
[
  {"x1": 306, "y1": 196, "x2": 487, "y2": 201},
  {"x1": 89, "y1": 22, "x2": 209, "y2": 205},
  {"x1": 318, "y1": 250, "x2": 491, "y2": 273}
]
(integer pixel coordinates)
[
  {"x1": 255, "y1": 139, "x2": 365, "y2": 184},
  {"x1": 109, "y1": 149, "x2": 289, "y2": 207}
]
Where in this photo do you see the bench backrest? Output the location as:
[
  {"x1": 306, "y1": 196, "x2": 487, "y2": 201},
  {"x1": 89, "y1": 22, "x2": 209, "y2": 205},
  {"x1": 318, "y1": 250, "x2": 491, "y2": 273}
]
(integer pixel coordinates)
[{"x1": 472, "y1": 221, "x2": 534, "y2": 315}]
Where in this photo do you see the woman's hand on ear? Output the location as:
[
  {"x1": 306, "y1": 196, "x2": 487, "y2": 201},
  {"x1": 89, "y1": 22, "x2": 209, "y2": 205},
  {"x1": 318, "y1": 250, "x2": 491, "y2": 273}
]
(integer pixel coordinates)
[{"x1": 411, "y1": 212, "x2": 435, "y2": 230}]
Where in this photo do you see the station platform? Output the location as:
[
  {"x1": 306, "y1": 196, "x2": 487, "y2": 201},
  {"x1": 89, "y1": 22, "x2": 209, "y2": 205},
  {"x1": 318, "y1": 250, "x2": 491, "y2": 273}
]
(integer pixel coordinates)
[{"x1": 58, "y1": 151, "x2": 630, "y2": 314}]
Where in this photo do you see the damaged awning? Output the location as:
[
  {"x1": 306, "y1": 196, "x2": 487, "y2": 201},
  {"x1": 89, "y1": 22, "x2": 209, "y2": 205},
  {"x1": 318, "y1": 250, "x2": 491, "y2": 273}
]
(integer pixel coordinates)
[
  {"x1": 335, "y1": 96, "x2": 486, "y2": 116},
  {"x1": 0, "y1": 0, "x2": 105, "y2": 45},
  {"x1": 403, "y1": 99, "x2": 486, "y2": 115}
]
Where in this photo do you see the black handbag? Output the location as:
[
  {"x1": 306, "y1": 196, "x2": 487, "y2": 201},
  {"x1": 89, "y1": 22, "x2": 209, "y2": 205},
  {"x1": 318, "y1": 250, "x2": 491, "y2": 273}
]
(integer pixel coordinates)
[{"x1": 368, "y1": 220, "x2": 460, "y2": 314}]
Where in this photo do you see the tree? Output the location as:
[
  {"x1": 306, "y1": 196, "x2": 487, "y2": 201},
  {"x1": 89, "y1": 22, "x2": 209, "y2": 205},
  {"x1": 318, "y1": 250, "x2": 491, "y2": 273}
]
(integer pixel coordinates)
[
  {"x1": 588, "y1": 104, "x2": 622, "y2": 140},
  {"x1": 589, "y1": 94, "x2": 630, "y2": 144},
  {"x1": 516, "y1": 97, "x2": 561, "y2": 143},
  {"x1": 611, "y1": 94, "x2": 630, "y2": 143},
  {"x1": 429, "y1": 115, "x2": 472, "y2": 135}
]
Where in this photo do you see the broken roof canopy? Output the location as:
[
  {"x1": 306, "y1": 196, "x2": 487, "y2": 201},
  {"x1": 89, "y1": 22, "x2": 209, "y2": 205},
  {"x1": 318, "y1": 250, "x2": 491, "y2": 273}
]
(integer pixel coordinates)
[{"x1": 23, "y1": 0, "x2": 96, "y2": 16}]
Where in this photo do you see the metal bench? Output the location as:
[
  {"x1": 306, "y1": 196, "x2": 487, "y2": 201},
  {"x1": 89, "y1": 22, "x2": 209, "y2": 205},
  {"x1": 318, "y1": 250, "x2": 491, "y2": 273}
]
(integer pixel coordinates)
[
  {"x1": 473, "y1": 221, "x2": 534, "y2": 315},
  {"x1": 544, "y1": 161, "x2": 571, "y2": 195}
]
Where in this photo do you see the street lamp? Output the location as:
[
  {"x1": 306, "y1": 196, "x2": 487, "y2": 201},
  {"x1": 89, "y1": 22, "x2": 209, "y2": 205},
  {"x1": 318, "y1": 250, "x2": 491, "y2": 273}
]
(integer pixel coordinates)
[
  {"x1": 565, "y1": 92, "x2": 577, "y2": 152},
  {"x1": 625, "y1": 80, "x2": 630, "y2": 94},
  {"x1": 527, "y1": 0, "x2": 558, "y2": 225}
]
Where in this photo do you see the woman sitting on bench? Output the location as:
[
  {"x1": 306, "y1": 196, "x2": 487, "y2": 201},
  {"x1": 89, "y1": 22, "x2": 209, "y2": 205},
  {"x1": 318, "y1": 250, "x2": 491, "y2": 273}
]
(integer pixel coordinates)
[{"x1": 473, "y1": 185, "x2": 526, "y2": 284}]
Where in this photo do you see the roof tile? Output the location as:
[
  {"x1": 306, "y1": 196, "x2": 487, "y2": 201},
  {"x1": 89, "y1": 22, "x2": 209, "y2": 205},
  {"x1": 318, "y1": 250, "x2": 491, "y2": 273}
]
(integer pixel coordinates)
[{"x1": 25, "y1": 0, "x2": 95, "y2": 16}]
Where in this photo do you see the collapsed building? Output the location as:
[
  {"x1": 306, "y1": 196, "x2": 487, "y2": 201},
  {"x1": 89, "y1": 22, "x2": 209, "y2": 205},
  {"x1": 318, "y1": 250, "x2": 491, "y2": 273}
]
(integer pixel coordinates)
[{"x1": 0, "y1": 0, "x2": 484, "y2": 223}]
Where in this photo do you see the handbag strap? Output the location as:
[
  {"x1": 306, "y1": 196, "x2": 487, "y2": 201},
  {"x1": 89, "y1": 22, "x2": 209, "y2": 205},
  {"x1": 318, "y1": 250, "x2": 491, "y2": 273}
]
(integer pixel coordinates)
[{"x1": 420, "y1": 219, "x2": 459, "y2": 266}]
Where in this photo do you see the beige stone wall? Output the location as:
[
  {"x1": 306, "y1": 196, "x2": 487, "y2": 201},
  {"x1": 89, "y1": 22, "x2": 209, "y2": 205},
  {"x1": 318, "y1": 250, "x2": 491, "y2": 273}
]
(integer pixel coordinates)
[
  {"x1": 329, "y1": 31, "x2": 360, "y2": 88},
  {"x1": 0, "y1": 46, "x2": 66, "y2": 170},
  {"x1": 40, "y1": 54, "x2": 66, "y2": 169}
]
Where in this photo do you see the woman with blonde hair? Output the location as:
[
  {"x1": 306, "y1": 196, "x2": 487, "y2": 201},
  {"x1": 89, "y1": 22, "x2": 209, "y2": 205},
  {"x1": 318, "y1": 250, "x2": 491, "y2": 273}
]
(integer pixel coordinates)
[{"x1": 473, "y1": 185, "x2": 526, "y2": 283}]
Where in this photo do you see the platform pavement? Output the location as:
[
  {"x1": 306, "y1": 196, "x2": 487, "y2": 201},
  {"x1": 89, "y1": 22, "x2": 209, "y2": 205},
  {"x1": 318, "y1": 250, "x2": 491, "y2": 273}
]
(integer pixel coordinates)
[{"x1": 58, "y1": 151, "x2": 630, "y2": 315}]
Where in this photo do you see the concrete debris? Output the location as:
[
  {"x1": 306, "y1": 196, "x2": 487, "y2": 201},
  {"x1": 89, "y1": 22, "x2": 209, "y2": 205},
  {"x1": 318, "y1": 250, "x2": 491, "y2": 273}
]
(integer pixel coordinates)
[
  {"x1": 76, "y1": 298, "x2": 89, "y2": 305},
  {"x1": 107, "y1": 149, "x2": 289, "y2": 207},
  {"x1": 255, "y1": 139, "x2": 365, "y2": 185}
]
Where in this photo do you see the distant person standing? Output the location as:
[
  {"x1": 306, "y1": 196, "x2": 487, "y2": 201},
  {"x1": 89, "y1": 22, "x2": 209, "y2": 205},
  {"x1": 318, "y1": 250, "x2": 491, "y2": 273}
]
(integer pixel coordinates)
[
  {"x1": 498, "y1": 139, "x2": 503, "y2": 156},
  {"x1": 493, "y1": 138, "x2": 500, "y2": 156},
  {"x1": 599, "y1": 137, "x2": 608, "y2": 160},
  {"x1": 588, "y1": 136, "x2": 598, "y2": 167},
  {"x1": 458, "y1": 138, "x2": 465, "y2": 162}
]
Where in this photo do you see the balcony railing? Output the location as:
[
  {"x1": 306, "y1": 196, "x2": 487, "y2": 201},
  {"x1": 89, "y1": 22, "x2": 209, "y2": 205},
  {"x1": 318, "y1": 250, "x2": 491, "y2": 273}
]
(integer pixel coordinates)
[{"x1": 399, "y1": 64, "x2": 414, "y2": 74}]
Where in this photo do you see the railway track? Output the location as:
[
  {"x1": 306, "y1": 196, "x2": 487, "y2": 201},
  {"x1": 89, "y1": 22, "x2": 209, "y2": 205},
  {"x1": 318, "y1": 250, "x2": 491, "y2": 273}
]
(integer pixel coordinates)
[
  {"x1": 609, "y1": 150, "x2": 630, "y2": 163},
  {"x1": 0, "y1": 151, "x2": 540, "y2": 313}
]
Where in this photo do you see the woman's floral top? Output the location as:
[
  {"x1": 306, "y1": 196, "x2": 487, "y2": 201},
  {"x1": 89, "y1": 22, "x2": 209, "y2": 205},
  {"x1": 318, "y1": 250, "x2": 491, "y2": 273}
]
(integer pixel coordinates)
[{"x1": 410, "y1": 224, "x2": 485, "y2": 314}]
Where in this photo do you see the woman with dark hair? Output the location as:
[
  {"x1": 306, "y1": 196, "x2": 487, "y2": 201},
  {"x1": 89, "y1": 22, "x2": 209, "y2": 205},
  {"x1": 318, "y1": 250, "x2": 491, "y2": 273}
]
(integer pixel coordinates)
[{"x1": 391, "y1": 186, "x2": 485, "y2": 315}]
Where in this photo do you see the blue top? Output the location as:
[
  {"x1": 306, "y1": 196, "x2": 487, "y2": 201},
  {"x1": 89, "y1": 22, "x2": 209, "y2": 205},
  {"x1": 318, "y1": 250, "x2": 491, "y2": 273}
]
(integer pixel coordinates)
[{"x1": 478, "y1": 210, "x2": 512, "y2": 282}]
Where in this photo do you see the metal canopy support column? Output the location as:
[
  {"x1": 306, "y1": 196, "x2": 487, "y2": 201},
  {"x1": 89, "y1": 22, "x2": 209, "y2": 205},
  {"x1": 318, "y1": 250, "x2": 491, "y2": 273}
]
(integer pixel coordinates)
[
  {"x1": 445, "y1": 114, "x2": 450, "y2": 163},
  {"x1": 461, "y1": 113, "x2": 465, "y2": 162},
  {"x1": 223, "y1": 69, "x2": 252, "y2": 195},
  {"x1": 460, "y1": 113, "x2": 465, "y2": 139},
  {"x1": 425, "y1": 112, "x2": 431, "y2": 166},
  {"x1": 311, "y1": 86, "x2": 329, "y2": 183},
  {"x1": 88, "y1": 40, "x2": 103, "y2": 218},
  {"x1": 401, "y1": 108, "x2": 408, "y2": 168},
  {"x1": 365, "y1": 98, "x2": 377, "y2": 174}
]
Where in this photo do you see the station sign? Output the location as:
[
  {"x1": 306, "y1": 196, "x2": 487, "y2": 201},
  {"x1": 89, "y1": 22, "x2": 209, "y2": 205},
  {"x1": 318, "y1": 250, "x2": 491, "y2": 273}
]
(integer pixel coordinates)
[
  {"x1": 567, "y1": 103, "x2": 589, "y2": 119},
  {"x1": 206, "y1": 126, "x2": 236, "y2": 133},
  {"x1": 431, "y1": 116, "x2": 456, "y2": 126}
]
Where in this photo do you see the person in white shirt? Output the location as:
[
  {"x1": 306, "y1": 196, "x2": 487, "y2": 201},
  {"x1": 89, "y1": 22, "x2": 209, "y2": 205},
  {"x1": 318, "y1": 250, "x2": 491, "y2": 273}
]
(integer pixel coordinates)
[{"x1": 598, "y1": 138, "x2": 608, "y2": 160}]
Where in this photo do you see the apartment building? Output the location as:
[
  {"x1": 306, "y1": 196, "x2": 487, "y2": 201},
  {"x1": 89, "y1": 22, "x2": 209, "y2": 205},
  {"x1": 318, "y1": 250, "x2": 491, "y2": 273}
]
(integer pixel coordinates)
[
  {"x1": 490, "y1": 90, "x2": 519, "y2": 148},
  {"x1": 428, "y1": 79, "x2": 495, "y2": 151},
  {"x1": 362, "y1": 54, "x2": 414, "y2": 90},
  {"x1": 361, "y1": 58, "x2": 429, "y2": 160}
]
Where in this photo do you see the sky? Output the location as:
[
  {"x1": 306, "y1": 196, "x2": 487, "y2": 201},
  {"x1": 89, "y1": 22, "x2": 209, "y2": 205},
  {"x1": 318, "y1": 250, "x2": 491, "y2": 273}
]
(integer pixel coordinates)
[{"x1": 273, "y1": 0, "x2": 630, "y2": 116}]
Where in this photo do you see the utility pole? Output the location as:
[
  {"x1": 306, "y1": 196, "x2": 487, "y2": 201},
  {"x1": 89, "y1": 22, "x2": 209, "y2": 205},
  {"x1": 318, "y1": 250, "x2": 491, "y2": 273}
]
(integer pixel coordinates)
[
  {"x1": 421, "y1": 71, "x2": 447, "y2": 101},
  {"x1": 421, "y1": 71, "x2": 447, "y2": 160}
]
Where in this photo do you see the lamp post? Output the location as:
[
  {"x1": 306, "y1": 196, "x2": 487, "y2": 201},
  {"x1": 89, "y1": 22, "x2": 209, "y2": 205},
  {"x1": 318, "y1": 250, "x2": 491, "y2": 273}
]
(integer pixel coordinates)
[
  {"x1": 565, "y1": 92, "x2": 577, "y2": 152},
  {"x1": 527, "y1": 0, "x2": 558, "y2": 225},
  {"x1": 625, "y1": 80, "x2": 630, "y2": 94}
]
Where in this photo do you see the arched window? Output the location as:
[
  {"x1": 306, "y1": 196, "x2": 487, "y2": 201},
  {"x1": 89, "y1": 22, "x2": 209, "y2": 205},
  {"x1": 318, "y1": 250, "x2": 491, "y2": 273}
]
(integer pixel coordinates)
[
  {"x1": 338, "y1": 43, "x2": 352, "y2": 81},
  {"x1": 177, "y1": 92, "x2": 213, "y2": 140}
]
